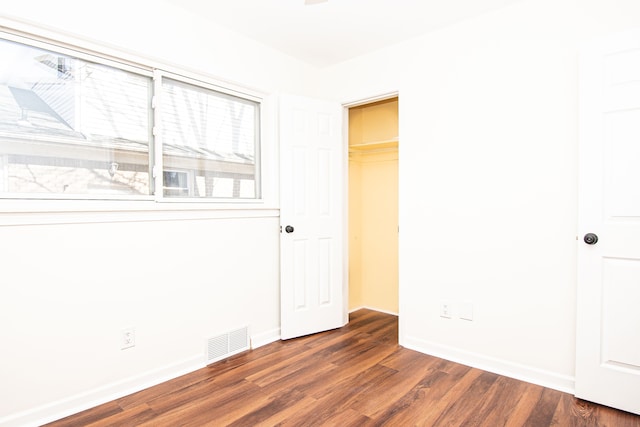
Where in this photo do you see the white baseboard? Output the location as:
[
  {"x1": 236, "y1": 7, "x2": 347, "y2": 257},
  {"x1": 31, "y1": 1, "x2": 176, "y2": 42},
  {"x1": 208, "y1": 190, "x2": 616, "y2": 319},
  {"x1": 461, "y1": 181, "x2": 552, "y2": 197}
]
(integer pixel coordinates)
[
  {"x1": 6, "y1": 328, "x2": 283, "y2": 427},
  {"x1": 7, "y1": 327, "x2": 283, "y2": 427},
  {"x1": 251, "y1": 327, "x2": 281, "y2": 349},
  {"x1": 2, "y1": 355, "x2": 205, "y2": 427},
  {"x1": 10, "y1": 326, "x2": 572, "y2": 426},
  {"x1": 401, "y1": 335, "x2": 575, "y2": 395}
]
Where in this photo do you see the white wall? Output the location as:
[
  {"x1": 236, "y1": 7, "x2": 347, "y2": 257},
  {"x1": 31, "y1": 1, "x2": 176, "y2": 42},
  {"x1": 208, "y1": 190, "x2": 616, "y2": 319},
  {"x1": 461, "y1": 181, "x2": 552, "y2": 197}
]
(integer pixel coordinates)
[
  {"x1": 0, "y1": 215, "x2": 280, "y2": 423},
  {"x1": 315, "y1": 0, "x2": 640, "y2": 392},
  {"x1": 0, "y1": 1, "x2": 318, "y2": 425},
  {"x1": 3, "y1": 0, "x2": 640, "y2": 424},
  {"x1": 0, "y1": 0, "x2": 319, "y2": 95}
]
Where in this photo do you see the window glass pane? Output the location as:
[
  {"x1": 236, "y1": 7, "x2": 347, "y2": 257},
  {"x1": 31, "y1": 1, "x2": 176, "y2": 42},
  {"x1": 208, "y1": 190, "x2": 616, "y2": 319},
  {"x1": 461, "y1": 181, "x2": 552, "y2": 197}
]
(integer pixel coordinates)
[
  {"x1": 161, "y1": 78, "x2": 260, "y2": 199},
  {"x1": 0, "y1": 38, "x2": 151, "y2": 197}
]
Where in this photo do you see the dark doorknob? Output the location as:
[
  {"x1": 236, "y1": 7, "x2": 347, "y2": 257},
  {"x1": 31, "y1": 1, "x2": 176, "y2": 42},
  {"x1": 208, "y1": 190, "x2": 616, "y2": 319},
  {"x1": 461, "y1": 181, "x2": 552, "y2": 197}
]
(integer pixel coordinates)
[
  {"x1": 584, "y1": 233, "x2": 598, "y2": 245},
  {"x1": 285, "y1": 225, "x2": 294, "y2": 233}
]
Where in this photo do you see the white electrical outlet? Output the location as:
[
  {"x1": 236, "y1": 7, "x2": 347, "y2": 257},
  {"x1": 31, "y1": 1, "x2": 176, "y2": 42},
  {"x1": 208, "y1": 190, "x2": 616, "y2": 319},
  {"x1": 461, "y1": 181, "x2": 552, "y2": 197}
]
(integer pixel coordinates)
[
  {"x1": 440, "y1": 301, "x2": 452, "y2": 319},
  {"x1": 121, "y1": 327, "x2": 135, "y2": 350},
  {"x1": 460, "y1": 301, "x2": 474, "y2": 321}
]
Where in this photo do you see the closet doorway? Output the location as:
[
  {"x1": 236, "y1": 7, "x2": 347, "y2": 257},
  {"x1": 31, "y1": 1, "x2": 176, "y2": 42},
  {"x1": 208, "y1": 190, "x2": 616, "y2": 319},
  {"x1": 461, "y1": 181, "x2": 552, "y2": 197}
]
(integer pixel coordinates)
[{"x1": 348, "y1": 97, "x2": 399, "y2": 314}]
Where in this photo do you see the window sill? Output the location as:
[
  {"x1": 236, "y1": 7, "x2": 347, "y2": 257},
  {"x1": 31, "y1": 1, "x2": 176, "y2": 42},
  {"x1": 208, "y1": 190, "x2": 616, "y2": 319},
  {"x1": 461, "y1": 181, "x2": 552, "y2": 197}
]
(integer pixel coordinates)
[{"x1": 0, "y1": 198, "x2": 279, "y2": 226}]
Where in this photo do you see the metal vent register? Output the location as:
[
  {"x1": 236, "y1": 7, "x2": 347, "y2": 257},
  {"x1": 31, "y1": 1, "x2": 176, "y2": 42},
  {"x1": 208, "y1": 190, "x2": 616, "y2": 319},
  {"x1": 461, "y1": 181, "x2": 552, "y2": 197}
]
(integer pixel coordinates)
[{"x1": 206, "y1": 326, "x2": 249, "y2": 364}]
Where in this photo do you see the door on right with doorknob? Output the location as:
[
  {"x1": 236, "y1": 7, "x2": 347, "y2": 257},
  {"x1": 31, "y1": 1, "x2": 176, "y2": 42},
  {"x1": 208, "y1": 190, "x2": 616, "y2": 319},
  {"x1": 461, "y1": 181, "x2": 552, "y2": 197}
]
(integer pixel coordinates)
[{"x1": 576, "y1": 28, "x2": 640, "y2": 415}]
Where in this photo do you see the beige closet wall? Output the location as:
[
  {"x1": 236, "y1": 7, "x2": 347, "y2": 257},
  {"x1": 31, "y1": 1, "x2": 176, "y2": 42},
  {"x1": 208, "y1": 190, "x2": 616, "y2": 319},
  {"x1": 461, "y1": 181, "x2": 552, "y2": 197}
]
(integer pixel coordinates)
[{"x1": 349, "y1": 98, "x2": 399, "y2": 313}]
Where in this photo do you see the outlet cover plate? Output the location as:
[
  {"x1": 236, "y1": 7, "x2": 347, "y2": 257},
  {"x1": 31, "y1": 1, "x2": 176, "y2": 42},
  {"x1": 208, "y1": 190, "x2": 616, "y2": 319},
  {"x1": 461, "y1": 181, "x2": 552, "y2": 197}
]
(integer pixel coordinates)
[
  {"x1": 460, "y1": 302, "x2": 473, "y2": 321},
  {"x1": 121, "y1": 327, "x2": 135, "y2": 350},
  {"x1": 440, "y1": 301, "x2": 452, "y2": 318}
]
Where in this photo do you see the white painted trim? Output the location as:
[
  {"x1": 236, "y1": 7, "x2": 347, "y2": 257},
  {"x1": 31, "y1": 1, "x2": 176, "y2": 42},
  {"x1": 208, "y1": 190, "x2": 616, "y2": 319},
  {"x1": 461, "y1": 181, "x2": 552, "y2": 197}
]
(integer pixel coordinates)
[
  {"x1": 342, "y1": 90, "x2": 400, "y2": 327},
  {"x1": 1, "y1": 355, "x2": 205, "y2": 427},
  {"x1": 251, "y1": 328, "x2": 281, "y2": 349},
  {"x1": 401, "y1": 335, "x2": 575, "y2": 395},
  {"x1": 343, "y1": 91, "x2": 400, "y2": 108},
  {"x1": 0, "y1": 17, "x2": 274, "y2": 211},
  {"x1": 341, "y1": 105, "x2": 351, "y2": 326},
  {"x1": 0, "y1": 206, "x2": 279, "y2": 227},
  {"x1": 5, "y1": 329, "x2": 285, "y2": 426}
]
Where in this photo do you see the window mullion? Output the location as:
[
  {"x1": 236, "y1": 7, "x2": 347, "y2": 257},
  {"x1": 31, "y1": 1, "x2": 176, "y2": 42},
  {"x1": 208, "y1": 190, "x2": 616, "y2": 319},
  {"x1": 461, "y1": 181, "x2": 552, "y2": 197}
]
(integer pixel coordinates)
[{"x1": 152, "y1": 70, "x2": 164, "y2": 201}]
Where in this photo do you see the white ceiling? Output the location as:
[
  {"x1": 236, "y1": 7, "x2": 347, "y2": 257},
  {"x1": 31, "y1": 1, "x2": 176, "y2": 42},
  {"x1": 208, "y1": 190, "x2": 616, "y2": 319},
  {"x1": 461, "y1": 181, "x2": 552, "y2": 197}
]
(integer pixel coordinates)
[{"x1": 169, "y1": 0, "x2": 523, "y2": 68}]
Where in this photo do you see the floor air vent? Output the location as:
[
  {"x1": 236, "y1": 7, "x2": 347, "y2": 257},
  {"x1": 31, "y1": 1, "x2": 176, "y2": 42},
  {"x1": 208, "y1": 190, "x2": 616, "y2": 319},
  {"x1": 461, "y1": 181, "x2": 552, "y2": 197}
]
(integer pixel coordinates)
[{"x1": 206, "y1": 326, "x2": 249, "y2": 364}]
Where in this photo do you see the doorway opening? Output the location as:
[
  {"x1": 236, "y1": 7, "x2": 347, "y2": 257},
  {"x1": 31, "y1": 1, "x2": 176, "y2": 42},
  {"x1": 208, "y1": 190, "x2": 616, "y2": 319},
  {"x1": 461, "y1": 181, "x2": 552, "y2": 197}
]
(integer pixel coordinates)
[{"x1": 348, "y1": 97, "x2": 399, "y2": 317}]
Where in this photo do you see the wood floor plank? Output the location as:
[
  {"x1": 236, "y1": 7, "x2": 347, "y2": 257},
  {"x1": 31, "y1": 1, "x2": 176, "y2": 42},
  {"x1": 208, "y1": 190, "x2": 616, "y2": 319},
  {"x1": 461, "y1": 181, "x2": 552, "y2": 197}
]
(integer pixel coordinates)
[
  {"x1": 325, "y1": 342, "x2": 398, "y2": 377},
  {"x1": 249, "y1": 395, "x2": 319, "y2": 427},
  {"x1": 430, "y1": 370, "x2": 500, "y2": 426},
  {"x1": 224, "y1": 388, "x2": 309, "y2": 427},
  {"x1": 367, "y1": 360, "x2": 476, "y2": 426},
  {"x1": 322, "y1": 408, "x2": 375, "y2": 427},
  {"x1": 115, "y1": 369, "x2": 215, "y2": 411},
  {"x1": 552, "y1": 394, "x2": 640, "y2": 427},
  {"x1": 140, "y1": 379, "x2": 268, "y2": 427},
  {"x1": 378, "y1": 345, "x2": 441, "y2": 371},
  {"x1": 252, "y1": 358, "x2": 339, "y2": 395},
  {"x1": 522, "y1": 387, "x2": 564, "y2": 427},
  {"x1": 243, "y1": 347, "x2": 328, "y2": 387},
  {"x1": 245, "y1": 333, "x2": 374, "y2": 389},
  {"x1": 79, "y1": 403, "x2": 157, "y2": 427},
  {"x1": 210, "y1": 341, "x2": 306, "y2": 388},
  {"x1": 44, "y1": 309, "x2": 640, "y2": 427},
  {"x1": 273, "y1": 364, "x2": 399, "y2": 426},
  {"x1": 368, "y1": 367, "x2": 451, "y2": 425},
  {"x1": 137, "y1": 375, "x2": 224, "y2": 417},
  {"x1": 309, "y1": 353, "x2": 398, "y2": 398},
  {"x1": 464, "y1": 375, "x2": 530, "y2": 427},
  {"x1": 348, "y1": 348, "x2": 446, "y2": 418},
  {"x1": 551, "y1": 393, "x2": 596, "y2": 427},
  {"x1": 45, "y1": 401, "x2": 123, "y2": 427}
]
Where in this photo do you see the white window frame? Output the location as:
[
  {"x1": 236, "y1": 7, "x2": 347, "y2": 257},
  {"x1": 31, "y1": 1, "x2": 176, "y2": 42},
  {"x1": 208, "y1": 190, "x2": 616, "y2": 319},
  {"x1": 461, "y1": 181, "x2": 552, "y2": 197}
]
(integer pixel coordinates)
[
  {"x1": 152, "y1": 70, "x2": 262, "y2": 204},
  {"x1": 0, "y1": 27, "x2": 267, "y2": 209},
  {"x1": 162, "y1": 169, "x2": 193, "y2": 197},
  {"x1": 0, "y1": 31, "x2": 155, "y2": 201}
]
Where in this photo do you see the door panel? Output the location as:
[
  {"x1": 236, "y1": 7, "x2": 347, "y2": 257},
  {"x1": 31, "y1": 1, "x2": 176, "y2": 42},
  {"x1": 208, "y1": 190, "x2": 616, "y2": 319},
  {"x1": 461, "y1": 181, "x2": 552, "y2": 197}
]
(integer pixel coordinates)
[
  {"x1": 602, "y1": 258, "x2": 640, "y2": 368},
  {"x1": 576, "y1": 28, "x2": 640, "y2": 415},
  {"x1": 605, "y1": 109, "x2": 640, "y2": 216},
  {"x1": 280, "y1": 94, "x2": 346, "y2": 340}
]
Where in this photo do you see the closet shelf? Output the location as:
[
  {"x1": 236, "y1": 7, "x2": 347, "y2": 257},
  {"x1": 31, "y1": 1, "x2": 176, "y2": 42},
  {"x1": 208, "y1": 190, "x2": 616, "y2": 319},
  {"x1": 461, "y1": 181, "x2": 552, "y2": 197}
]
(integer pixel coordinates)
[{"x1": 349, "y1": 139, "x2": 398, "y2": 152}]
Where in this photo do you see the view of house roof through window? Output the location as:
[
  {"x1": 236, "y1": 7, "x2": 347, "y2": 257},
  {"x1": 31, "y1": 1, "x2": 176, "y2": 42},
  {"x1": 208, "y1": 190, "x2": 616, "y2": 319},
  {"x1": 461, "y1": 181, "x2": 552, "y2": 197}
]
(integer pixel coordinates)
[
  {"x1": 0, "y1": 36, "x2": 260, "y2": 200},
  {"x1": 0, "y1": 38, "x2": 151, "y2": 196}
]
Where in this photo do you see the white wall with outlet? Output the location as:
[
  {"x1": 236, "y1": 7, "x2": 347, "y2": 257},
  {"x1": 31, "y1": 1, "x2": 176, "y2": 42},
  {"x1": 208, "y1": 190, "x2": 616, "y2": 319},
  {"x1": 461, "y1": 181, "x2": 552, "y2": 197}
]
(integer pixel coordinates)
[
  {"x1": 0, "y1": 1, "x2": 318, "y2": 425},
  {"x1": 313, "y1": 0, "x2": 640, "y2": 393},
  {"x1": 0, "y1": 216, "x2": 282, "y2": 425},
  {"x1": 2, "y1": 0, "x2": 640, "y2": 425}
]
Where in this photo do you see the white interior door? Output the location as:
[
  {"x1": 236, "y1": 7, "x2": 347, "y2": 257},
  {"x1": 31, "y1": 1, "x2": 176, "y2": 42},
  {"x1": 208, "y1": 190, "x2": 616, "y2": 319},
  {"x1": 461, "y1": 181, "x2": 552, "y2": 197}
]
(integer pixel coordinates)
[
  {"x1": 279, "y1": 94, "x2": 346, "y2": 340},
  {"x1": 576, "y1": 28, "x2": 640, "y2": 415}
]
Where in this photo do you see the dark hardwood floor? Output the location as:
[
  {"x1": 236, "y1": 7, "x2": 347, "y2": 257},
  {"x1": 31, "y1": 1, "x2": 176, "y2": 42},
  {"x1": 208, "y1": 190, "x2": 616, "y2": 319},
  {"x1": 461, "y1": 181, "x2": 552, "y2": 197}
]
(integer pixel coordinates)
[{"x1": 46, "y1": 309, "x2": 640, "y2": 426}]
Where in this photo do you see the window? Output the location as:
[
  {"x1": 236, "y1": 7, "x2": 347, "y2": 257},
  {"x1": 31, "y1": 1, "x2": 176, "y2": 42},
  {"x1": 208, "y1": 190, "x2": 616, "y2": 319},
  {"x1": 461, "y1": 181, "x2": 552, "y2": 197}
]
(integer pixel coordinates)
[
  {"x1": 0, "y1": 38, "x2": 152, "y2": 197},
  {"x1": 159, "y1": 77, "x2": 260, "y2": 199},
  {"x1": 0, "y1": 35, "x2": 261, "y2": 201},
  {"x1": 162, "y1": 170, "x2": 190, "y2": 197}
]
